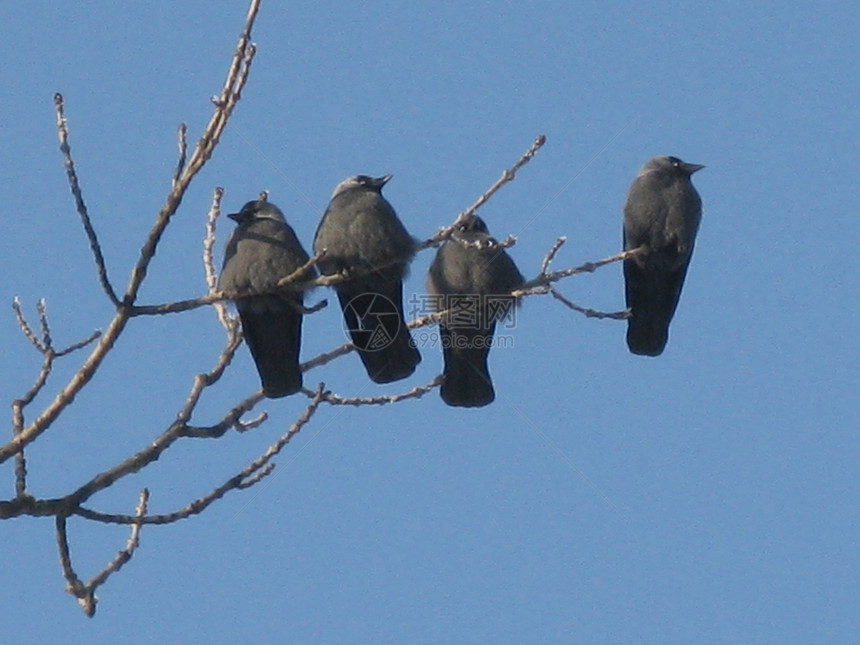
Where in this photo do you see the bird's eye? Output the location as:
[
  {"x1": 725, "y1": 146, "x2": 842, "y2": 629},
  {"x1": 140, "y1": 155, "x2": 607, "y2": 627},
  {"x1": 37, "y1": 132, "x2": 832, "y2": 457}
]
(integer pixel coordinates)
[{"x1": 668, "y1": 156, "x2": 681, "y2": 166}]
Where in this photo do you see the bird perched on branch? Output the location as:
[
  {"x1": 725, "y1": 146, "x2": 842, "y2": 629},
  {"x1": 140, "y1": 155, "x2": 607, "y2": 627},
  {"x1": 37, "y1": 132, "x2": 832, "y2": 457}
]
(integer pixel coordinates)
[
  {"x1": 313, "y1": 174, "x2": 420, "y2": 383},
  {"x1": 622, "y1": 155, "x2": 704, "y2": 356},
  {"x1": 219, "y1": 199, "x2": 313, "y2": 397},
  {"x1": 427, "y1": 215, "x2": 524, "y2": 407}
]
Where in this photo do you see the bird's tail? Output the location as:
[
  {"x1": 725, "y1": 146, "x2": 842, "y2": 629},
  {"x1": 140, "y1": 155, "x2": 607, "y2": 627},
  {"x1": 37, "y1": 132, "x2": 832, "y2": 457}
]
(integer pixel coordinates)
[
  {"x1": 624, "y1": 261, "x2": 688, "y2": 357},
  {"x1": 238, "y1": 300, "x2": 303, "y2": 398},
  {"x1": 337, "y1": 279, "x2": 420, "y2": 384},
  {"x1": 439, "y1": 325, "x2": 495, "y2": 408}
]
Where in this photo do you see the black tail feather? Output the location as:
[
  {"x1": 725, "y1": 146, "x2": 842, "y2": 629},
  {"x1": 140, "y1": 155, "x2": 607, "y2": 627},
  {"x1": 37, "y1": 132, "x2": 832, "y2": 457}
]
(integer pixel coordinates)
[
  {"x1": 624, "y1": 260, "x2": 689, "y2": 356},
  {"x1": 439, "y1": 324, "x2": 495, "y2": 408},
  {"x1": 238, "y1": 298, "x2": 303, "y2": 397},
  {"x1": 336, "y1": 278, "x2": 420, "y2": 384}
]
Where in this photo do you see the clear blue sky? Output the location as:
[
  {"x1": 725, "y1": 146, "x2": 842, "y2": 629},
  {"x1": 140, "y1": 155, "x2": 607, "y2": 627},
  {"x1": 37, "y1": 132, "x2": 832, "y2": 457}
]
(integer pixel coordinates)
[{"x1": 2, "y1": 2, "x2": 859, "y2": 643}]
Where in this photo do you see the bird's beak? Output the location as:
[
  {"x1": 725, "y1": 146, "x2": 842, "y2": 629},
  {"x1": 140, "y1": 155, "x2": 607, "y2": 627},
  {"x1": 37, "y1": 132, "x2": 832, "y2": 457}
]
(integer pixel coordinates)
[
  {"x1": 376, "y1": 174, "x2": 393, "y2": 187},
  {"x1": 683, "y1": 163, "x2": 705, "y2": 174},
  {"x1": 227, "y1": 212, "x2": 241, "y2": 222}
]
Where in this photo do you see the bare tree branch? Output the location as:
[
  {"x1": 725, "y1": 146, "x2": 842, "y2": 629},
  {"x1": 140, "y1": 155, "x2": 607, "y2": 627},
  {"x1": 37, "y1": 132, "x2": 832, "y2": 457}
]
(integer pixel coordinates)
[
  {"x1": 3, "y1": 1, "x2": 646, "y2": 616},
  {"x1": 59, "y1": 335, "x2": 254, "y2": 510},
  {"x1": 0, "y1": 1, "x2": 261, "y2": 465},
  {"x1": 86, "y1": 489, "x2": 148, "y2": 591},
  {"x1": 74, "y1": 388, "x2": 325, "y2": 527},
  {"x1": 125, "y1": 248, "x2": 326, "y2": 318},
  {"x1": 123, "y1": 1, "x2": 259, "y2": 306},
  {"x1": 56, "y1": 514, "x2": 84, "y2": 608},
  {"x1": 10, "y1": 300, "x2": 102, "y2": 498},
  {"x1": 203, "y1": 187, "x2": 224, "y2": 294},
  {"x1": 57, "y1": 489, "x2": 149, "y2": 617}
]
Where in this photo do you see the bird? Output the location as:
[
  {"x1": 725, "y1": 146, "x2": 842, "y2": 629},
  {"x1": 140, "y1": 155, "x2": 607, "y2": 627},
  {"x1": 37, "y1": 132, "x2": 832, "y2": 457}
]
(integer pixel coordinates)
[
  {"x1": 622, "y1": 155, "x2": 704, "y2": 356},
  {"x1": 427, "y1": 215, "x2": 524, "y2": 407},
  {"x1": 219, "y1": 199, "x2": 313, "y2": 397},
  {"x1": 313, "y1": 174, "x2": 421, "y2": 383}
]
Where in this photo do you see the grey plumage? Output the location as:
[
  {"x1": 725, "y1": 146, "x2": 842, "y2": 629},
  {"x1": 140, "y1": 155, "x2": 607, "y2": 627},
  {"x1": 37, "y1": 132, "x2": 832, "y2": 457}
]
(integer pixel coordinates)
[
  {"x1": 623, "y1": 155, "x2": 704, "y2": 356},
  {"x1": 313, "y1": 174, "x2": 421, "y2": 383},
  {"x1": 427, "y1": 215, "x2": 524, "y2": 407},
  {"x1": 219, "y1": 200, "x2": 313, "y2": 397}
]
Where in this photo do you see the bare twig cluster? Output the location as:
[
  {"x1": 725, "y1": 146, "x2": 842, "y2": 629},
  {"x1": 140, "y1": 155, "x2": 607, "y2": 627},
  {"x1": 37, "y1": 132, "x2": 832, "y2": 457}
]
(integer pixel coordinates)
[{"x1": 3, "y1": 0, "x2": 633, "y2": 617}]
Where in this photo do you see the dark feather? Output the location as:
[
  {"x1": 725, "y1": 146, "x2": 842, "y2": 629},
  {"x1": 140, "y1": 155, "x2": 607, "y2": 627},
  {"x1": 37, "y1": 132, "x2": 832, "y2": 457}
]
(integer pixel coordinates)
[
  {"x1": 236, "y1": 297, "x2": 303, "y2": 397},
  {"x1": 623, "y1": 258, "x2": 690, "y2": 356},
  {"x1": 335, "y1": 272, "x2": 420, "y2": 384},
  {"x1": 438, "y1": 323, "x2": 496, "y2": 407}
]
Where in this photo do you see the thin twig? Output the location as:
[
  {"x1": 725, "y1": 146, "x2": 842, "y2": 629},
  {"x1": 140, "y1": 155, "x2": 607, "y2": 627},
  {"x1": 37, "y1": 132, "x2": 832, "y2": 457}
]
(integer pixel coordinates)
[
  {"x1": 513, "y1": 247, "x2": 643, "y2": 296},
  {"x1": 549, "y1": 287, "x2": 630, "y2": 320},
  {"x1": 406, "y1": 309, "x2": 448, "y2": 331},
  {"x1": 298, "y1": 340, "x2": 355, "y2": 373},
  {"x1": 203, "y1": 186, "x2": 235, "y2": 331},
  {"x1": 453, "y1": 235, "x2": 518, "y2": 252},
  {"x1": 171, "y1": 124, "x2": 188, "y2": 188},
  {"x1": 56, "y1": 514, "x2": 87, "y2": 610},
  {"x1": 311, "y1": 377, "x2": 442, "y2": 407},
  {"x1": 275, "y1": 249, "x2": 324, "y2": 288},
  {"x1": 421, "y1": 134, "x2": 546, "y2": 249},
  {"x1": 55, "y1": 330, "x2": 102, "y2": 357},
  {"x1": 54, "y1": 94, "x2": 120, "y2": 307},
  {"x1": 540, "y1": 236, "x2": 567, "y2": 274},
  {"x1": 203, "y1": 187, "x2": 224, "y2": 293},
  {"x1": 36, "y1": 300, "x2": 52, "y2": 348},
  {"x1": 87, "y1": 489, "x2": 149, "y2": 589},
  {"x1": 12, "y1": 297, "x2": 45, "y2": 351},
  {"x1": 176, "y1": 333, "x2": 248, "y2": 426},
  {"x1": 232, "y1": 411, "x2": 269, "y2": 433},
  {"x1": 182, "y1": 393, "x2": 265, "y2": 438}
]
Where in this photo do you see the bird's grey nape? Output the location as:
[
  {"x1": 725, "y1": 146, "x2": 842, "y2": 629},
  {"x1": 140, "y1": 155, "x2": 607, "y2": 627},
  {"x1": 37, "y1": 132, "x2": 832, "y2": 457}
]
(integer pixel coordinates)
[
  {"x1": 330, "y1": 174, "x2": 392, "y2": 199},
  {"x1": 638, "y1": 155, "x2": 705, "y2": 177}
]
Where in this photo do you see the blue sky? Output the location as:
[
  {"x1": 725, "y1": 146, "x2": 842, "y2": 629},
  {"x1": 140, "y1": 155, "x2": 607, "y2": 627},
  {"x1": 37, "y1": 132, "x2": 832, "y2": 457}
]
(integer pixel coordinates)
[{"x1": 2, "y1": 1, "x2": 859, "y2": 643}]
